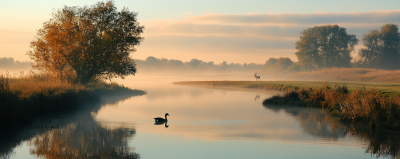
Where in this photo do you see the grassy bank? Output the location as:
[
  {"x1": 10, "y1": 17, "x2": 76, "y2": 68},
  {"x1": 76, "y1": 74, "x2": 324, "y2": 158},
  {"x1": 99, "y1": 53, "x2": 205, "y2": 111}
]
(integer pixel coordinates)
[
  {"x1": 174, "y1": 81, "x2": 400, "y2": 95},
  {"x1": 289, "y1": 67, "x2": 400, "y2": 83},
  {"x1": 175, "y1": 81, "x2": 400, "y2": 131},
  {"x1": 0, "y1": 73, "x2": 145, "y2": 127}
]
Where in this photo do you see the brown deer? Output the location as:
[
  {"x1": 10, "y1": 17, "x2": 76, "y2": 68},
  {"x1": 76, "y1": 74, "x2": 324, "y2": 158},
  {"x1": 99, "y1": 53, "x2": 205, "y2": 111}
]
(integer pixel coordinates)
[{"x1": 254, "y1": 73, "x2": 260, "y2": 81}]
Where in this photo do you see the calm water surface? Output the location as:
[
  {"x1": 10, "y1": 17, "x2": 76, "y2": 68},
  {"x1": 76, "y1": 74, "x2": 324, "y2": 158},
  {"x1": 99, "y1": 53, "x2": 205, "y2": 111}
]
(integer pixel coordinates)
[{"x1": 4, "y1": 77, "x2": 400, "y2": 159}]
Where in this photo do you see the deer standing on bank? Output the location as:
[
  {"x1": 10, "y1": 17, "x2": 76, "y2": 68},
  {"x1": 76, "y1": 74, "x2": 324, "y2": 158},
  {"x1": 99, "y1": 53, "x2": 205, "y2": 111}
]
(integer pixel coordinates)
[{"x1": 254, "y1": 73, "x2": 261, "y2": 81}]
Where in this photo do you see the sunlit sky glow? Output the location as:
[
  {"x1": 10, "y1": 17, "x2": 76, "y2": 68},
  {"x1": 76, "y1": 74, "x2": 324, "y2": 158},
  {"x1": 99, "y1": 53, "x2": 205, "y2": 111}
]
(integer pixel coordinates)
[{"x1": 1, "y1": 0, "x2": 400, "y2": 63}]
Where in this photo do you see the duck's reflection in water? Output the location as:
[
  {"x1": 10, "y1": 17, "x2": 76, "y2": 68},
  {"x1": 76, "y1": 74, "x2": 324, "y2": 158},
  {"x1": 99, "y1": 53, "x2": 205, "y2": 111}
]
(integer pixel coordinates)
[
  {"x1": 263, "y1": 104, "x2": 400, "y2": 159},
  {"x1": 154, "y1": 121, "x2": 169, "y2": 128}
]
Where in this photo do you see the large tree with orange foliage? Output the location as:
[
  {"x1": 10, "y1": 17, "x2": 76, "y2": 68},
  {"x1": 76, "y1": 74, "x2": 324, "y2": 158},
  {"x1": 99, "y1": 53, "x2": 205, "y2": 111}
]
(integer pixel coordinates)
[{"x1": 27, "y1": 1, "x2": 144, "y2": 85}]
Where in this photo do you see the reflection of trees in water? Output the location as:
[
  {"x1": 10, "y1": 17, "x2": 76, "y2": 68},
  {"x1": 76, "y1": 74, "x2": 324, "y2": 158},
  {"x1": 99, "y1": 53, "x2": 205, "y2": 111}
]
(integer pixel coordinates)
[
  {"x1": 297, "y1": 109, "x2": 346, "y2": 140},
  {"x1": 0, "y1": 93, "x2": 143, "y2": 159},
  {"x1": 101, "y1": 94, "x2": 142, "y2": 107},
  {"x1": 346, "y1": 127, "x2": 400, "y2": 159},
  {"x1": 29, "y1": 114, "x2": 139, "y2": 159},
  {"x1": 263, "y1": 104, "x2": 400, "y2": 159},
  {"x1": 264, "y1": 104, "x2": 346, "y2": 140}
]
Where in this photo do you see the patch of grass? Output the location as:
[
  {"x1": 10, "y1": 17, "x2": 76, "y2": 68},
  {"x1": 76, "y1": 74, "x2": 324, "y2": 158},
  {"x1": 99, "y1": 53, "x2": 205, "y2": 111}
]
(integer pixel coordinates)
[
  {"x1": 275, "y1": 67, "x2": 400, "y2": 83},
  {"x1": 174, "y1": 81, "x2": 400, "y2": 96}
]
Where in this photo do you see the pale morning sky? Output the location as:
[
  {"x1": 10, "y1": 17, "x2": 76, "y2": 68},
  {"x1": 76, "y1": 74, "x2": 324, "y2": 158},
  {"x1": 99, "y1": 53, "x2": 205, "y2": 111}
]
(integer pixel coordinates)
[{"x1": 1, "y1": 0, "x2": 400, "y2": 63}]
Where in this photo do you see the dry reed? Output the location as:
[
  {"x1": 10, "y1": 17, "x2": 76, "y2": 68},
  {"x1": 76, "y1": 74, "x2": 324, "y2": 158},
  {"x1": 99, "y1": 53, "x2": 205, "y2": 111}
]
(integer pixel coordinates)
[
  {"x1": 3, "y1": 71, "x2": 83, "y2": 98},
  {"x1": 263, "y1": 83, "x2": 400, "y2": 131}
]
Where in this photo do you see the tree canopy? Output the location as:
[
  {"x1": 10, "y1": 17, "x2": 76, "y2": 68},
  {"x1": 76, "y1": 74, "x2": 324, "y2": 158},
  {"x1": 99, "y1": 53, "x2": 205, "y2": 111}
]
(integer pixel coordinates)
[
  {"x1": 357, "y1": 24, "x2": 400, "y2": 70},
  {"x1": 264, "y1": 57, "x2": 294, "y2": 72},
  {"x1": 276, "y1": 57, "x2": 294, "y2": 71},
  {"x1": 27, "y1": 1, "x2": 144, "y2": 85},
  {"x1": 295, "y1": 25, "x2": 358, "y2": 70}
]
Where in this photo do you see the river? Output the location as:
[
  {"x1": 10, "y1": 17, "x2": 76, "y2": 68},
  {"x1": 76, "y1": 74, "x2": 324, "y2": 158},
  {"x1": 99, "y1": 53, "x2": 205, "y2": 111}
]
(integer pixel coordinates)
[{"x1": 2, "y1": 75, "x2": 399, "y2": 159}]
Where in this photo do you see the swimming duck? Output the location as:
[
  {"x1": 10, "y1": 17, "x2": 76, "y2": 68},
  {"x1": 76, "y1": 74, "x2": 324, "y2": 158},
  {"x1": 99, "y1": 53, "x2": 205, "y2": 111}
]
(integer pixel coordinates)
[{"x1": 154, "y1": 113, "x2": 169, "y2": 123}]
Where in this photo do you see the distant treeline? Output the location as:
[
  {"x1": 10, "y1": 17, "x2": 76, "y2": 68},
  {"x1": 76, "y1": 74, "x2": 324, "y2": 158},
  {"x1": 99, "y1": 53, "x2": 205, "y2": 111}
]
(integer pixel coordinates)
[
  {"x1": 0, "y1": 57, "x2": 31, "y2": 71},
  {"x1": 135, "y1": 56, "x2": 264, "y2": 72},
  {"x1": 266, "y1": 23, "x2": 400, "y2": 73}
]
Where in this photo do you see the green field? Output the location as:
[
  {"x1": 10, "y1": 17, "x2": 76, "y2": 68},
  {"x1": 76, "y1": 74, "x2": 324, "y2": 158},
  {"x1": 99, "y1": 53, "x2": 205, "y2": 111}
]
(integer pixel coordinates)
[{"x1": 174, "y1": 81, "x2": 400, "y2": 95}]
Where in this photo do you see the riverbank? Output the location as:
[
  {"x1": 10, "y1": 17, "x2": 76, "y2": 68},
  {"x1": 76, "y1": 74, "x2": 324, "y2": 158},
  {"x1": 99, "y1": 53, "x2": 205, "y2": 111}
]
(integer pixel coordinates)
[
  {"x1": 0, "y1": 74, "x2": 146, "y2": 127},
  {"x1": 174, "y1": 81, "x2": 400, "y2": 95},
  {"x1": 274, "y1": 67, "x2": 400, "y2": 83},
  {"x1": 264, "y1": 84, "x2": 400, "y2": 131},
  {"x1": 174, "y1": 81, "x2": 400, "y2": 131}
]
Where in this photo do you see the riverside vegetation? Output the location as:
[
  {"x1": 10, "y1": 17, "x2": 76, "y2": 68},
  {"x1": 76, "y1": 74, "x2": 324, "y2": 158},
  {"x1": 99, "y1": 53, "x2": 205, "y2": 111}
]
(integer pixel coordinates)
[
  {"x1": 175, "y1": 81, "x2": 400, "y2": 131},
  {"x1": 264, "y1": 84, "x2": 400, "y2": 131},
  {"x1": 0, "y1": 72, "x2": 145, "y2": 127}
]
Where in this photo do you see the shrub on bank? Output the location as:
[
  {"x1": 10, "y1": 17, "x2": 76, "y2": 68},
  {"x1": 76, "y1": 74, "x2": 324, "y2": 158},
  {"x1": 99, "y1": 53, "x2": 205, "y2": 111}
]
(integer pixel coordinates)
[{"x1": 263, "y1": 84, "x2": 400, "y2": 131}]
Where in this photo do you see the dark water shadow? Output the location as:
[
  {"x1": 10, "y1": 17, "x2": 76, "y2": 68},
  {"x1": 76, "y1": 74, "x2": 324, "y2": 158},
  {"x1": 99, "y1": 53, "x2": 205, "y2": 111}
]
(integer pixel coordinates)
[
  {"x1": 263, "y1": 104, "x2": 400, "y2": 159},
  {"x1": 0, "y1": 92, "x2": 145, "y2": 159}
]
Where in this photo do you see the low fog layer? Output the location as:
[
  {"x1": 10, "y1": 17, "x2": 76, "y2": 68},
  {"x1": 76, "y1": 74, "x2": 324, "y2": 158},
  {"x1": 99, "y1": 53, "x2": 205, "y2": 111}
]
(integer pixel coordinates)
[
  {"x1": 134, "y1": 56, "x2": 264, "y2": 74},
  {"x1": 0, "y1": 57, "x2": 32, "y2": 74}
]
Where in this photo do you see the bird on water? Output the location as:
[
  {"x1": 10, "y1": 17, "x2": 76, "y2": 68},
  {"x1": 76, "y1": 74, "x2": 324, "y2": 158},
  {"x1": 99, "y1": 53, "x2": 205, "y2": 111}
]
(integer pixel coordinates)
[{"x1": 154, "y1": 113, "x2": 169, "y2": 123}]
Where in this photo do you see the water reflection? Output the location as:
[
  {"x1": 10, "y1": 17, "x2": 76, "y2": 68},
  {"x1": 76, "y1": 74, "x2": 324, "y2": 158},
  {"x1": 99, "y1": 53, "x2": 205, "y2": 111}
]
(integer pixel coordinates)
[
  {"x1": 0, "y1": 92, "x2": 144, "y2": 159},
  {"x1": 254, "y1": 94, "x2": 260, "y2": 101},
  {"x1": 154, "y1": 121, "x2": 169, "y2": 128},
  {"x1": 143, "y1": 85, "x2": 215, "y2": 101},
  {"x1": 347, "y1": 127, "x2": 400, "y2": 158},
  {"x1": 29, "y1": 114, "x2": 139, "y2": 159},
  {"x1": 263, "y1": 104, "x2": 400, "y2": 158},
  {"x1": 172, "y1": 84, "x2": 283, "y2": 97},
  {"x1": 263, "y1": 105, "x2": 346, "y2": 140}
]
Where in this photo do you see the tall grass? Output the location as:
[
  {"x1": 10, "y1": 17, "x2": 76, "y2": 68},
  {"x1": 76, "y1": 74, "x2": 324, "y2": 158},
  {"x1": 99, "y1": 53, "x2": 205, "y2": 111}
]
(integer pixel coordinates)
[
  {"x1": 4, "y1": 71, "x2": 83, "y2": 98},
  {"x1": 263, "y1": 83, "x2": 400, "y2": 131},
  {"x1": 0, "y1": 72, "x2": 145, "y2": 127}
]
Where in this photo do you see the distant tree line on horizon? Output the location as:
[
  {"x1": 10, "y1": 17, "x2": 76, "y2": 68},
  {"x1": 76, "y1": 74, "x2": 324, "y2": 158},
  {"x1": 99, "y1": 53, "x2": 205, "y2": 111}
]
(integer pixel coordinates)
[
  {"x1": 0, "y1": 57, "x2": 31, "y2": 71},
  {"x1": 134, "y1": 56, "x2": 264, "y2": 72},
  {"x1": 266, "y1": 23, "x2": 400, "y2": 73}
]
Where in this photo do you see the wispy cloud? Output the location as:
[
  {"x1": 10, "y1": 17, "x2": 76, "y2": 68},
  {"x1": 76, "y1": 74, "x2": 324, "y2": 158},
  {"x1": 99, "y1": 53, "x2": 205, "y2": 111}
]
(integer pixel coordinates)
[
  {"x1": 136, "y1": 11, "x2": 400, "y2": 63},
  {"x1": 181, "y1": 10, "x2": 400, "y2": 25},
  {"x1": 3, "y1": 10, "x2": 400, "y2": 64}
]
